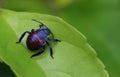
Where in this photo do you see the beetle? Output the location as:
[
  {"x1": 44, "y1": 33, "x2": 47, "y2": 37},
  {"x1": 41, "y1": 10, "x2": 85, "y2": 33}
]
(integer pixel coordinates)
[{"x1": 16, "y1": 19, "x2": 60, "y2": 59}]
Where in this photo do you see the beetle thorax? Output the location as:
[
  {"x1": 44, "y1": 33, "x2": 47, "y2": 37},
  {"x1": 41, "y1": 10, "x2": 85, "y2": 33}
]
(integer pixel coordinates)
[{"x1": 36, "y1": 28, "x2": 50, "y2": 40}]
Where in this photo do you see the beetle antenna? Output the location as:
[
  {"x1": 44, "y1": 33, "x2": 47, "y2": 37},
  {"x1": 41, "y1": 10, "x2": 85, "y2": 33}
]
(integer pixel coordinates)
[
  {"x1": 32, "y1": 19, "x2": 48, "y2": 28},
  {"x1": 32, "y1": 19, "x2": 43, "y2": 24}
]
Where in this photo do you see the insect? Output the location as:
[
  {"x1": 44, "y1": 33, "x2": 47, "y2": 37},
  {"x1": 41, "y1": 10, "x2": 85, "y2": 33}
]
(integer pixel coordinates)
[{"x1": 16, "y1": 19, "x2": 60, "y2": 59}]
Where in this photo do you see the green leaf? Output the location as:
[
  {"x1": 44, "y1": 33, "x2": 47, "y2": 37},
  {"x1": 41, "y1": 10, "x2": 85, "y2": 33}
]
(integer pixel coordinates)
[
  {"x1": 58, "y1": 1, "x2": 120, "y2": 77},
  {"x1": 0, "y1": 9, "x2": 109, "y2": 77},
  {"x1": 3, "y1": 0, "x2": 51, "y2": 14}
]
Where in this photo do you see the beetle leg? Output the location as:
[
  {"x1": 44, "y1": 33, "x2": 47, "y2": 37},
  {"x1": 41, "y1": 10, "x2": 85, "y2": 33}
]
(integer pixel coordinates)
[
  {"x1": 49, "y1": 31, "x2": 61, "y2": 43},
  {"x1": 50, "y1": 32, "x2": 55, "y2": 39},
  {"x1": 16, "y1": 31, "x2": 30, "y2": 43},
  {"x1": 31, "y1": 29, "x2": 35, "y2": 32},
  {"x1": 46, "y1": 41, "x2": 54, "y2": 59},
  {"x1": 49, "y1": 38, "x2": 61, "y2": 43},
  {"x1": 31, "y1": 46, "x2": 45, "y2": 58},
  {"x1": 49, "y1": 30, "x2": 61, "y2": 42}
]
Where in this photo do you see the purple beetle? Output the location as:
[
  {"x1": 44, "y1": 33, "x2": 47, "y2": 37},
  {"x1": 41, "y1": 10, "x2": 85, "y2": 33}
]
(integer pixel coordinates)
[{"x1": 16, "y1": 19, "x2": 60, "y2": 59}]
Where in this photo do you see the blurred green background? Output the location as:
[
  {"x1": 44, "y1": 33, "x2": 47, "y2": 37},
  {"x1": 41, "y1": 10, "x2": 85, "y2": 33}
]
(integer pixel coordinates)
[{"x1": 0, "y1": 0, "x2": 120, "y2": 77}]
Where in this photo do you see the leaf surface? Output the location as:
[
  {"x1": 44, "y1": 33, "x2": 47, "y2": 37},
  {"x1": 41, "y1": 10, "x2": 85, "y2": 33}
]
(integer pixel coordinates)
[{"x1": 0, "y1": 9, "x2": 109, "y2": 77}]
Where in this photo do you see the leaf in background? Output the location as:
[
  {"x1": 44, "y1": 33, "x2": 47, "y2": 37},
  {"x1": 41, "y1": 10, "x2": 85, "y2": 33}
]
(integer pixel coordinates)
[
  {"x1": 2, "y1": 0, "x2": 51, "y2": 14},
  {"x1": 0, "y1": 9, "x2": 109, "y2": 77},
  {"x1": 0, "y1": 62, "x2": 15, "y2": 77},
  {"x1": 54, "y1": 0, "x2": 74, "y2": 9}
]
